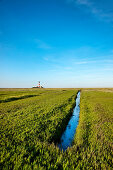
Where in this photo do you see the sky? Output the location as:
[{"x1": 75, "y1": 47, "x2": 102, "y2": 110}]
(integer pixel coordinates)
[{"x1": 0, "y1": 0, "x2": 113, "y2": 88}]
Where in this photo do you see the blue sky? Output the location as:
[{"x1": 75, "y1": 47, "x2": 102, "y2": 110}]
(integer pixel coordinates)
[{"x1": 0, "y1": 0, "x2": 113, "y2": 88}]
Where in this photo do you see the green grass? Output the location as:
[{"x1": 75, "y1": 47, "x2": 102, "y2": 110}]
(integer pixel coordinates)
[
  {"x1": 0, "y1": 88, "x2": 113, "y2": 169},
  {"x1": 73, "y1": 90, "x2": 113, "y2": 169},
  {"x1": 0, "y1": 89, "x2": 78, "y2": 169}
]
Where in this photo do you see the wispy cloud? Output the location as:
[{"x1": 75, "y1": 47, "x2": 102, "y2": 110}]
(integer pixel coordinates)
[
  {"x1": 42, "y1": 46, "x2": 113, "y2": 66},
  {"x1": 75, "y1": 61, "x2": 88, "y2": 64},
  {"x1": 43, "y1": 57, "x2": 49, "y2": 61},
  {"x1": 74, "y1": 59, "x2": 113, "y2": 65},
  {"x1": 35, "y1": 39, "x2": 52, "y2": 49},
  {"x1": 64, "y1": 66, "x2": 72, "y2": 70},
  {"x1": 68, "y1": 0, "x2": 113, "y2": 22},
  {"x1": 91, "y1": 8, "x2": 113, "y2": 22},
  {"x1": 76, "y1": 0, "x2": 92, "y2": 6}
]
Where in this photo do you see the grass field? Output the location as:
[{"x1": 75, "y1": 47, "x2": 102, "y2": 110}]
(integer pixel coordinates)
[{"x1": 0, "y1": 88, "x2": 113, "y2": 169}]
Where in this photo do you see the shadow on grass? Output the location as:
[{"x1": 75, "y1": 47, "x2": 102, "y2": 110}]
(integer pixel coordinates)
[{"x1": 0, "y1": 95, "x2": 38, "y2": 103}]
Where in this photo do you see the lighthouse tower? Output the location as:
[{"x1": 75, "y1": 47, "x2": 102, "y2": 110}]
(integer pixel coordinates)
[
  {"x1": 38, "y1": 81, "x2": 40, "y2": 88},
  {"x1": 32, "y1": 81, "x2": 43, "y2": 88}
]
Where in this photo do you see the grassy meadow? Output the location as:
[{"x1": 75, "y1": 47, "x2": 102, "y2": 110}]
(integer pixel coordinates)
[{"x1": 0, "y1": 88, "x2": 113, "y2": 169}]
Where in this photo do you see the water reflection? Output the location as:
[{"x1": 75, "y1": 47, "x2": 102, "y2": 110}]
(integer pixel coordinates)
[{"x1": 58, "y1": 91, "x2": 80, "y2": 151}]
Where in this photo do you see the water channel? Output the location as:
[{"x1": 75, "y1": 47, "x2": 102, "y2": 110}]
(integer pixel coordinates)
[{"x1": 58, "y1": 91, "x2": 80, "y2": 151}]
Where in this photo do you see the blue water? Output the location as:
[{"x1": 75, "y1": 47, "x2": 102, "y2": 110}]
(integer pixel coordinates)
[{"x1": 58, "y1": 91, "x2": 80, "y2": 151}]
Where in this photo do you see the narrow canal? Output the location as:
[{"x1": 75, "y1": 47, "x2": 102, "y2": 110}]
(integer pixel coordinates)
[{"x1": 58, "y1": 91, "x2": 80, "y2": 151}]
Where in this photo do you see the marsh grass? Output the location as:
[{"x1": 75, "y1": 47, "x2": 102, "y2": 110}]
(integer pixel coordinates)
[{"x1": 0, "y1": 88, "x2": 113, "y2": 169}]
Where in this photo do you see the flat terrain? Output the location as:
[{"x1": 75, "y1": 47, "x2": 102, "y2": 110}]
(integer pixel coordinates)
[{"x1": 0, "y1": 88, "x2": 113, "y2": 169}]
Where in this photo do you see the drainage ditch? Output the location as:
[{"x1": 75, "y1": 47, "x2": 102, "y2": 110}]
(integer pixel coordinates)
[{"x1": 58, "y1": 91, "x2": 80, "y2": 151}]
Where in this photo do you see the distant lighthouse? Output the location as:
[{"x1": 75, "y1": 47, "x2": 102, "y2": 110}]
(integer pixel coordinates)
[
  {"x1": 32, "y1": 81, "x2": 43, "y2": 88},
  {"x1": 38, "y1": 81, "x2": 40, "y2": 88}
]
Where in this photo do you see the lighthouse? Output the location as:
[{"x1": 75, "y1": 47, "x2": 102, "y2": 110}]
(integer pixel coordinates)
[
  {"x1": 32, "y1": 81, "x2": 43, "y2": 88},
  {"x1": 38, "y1": 81, "x2": 40, "y2": 88}
]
